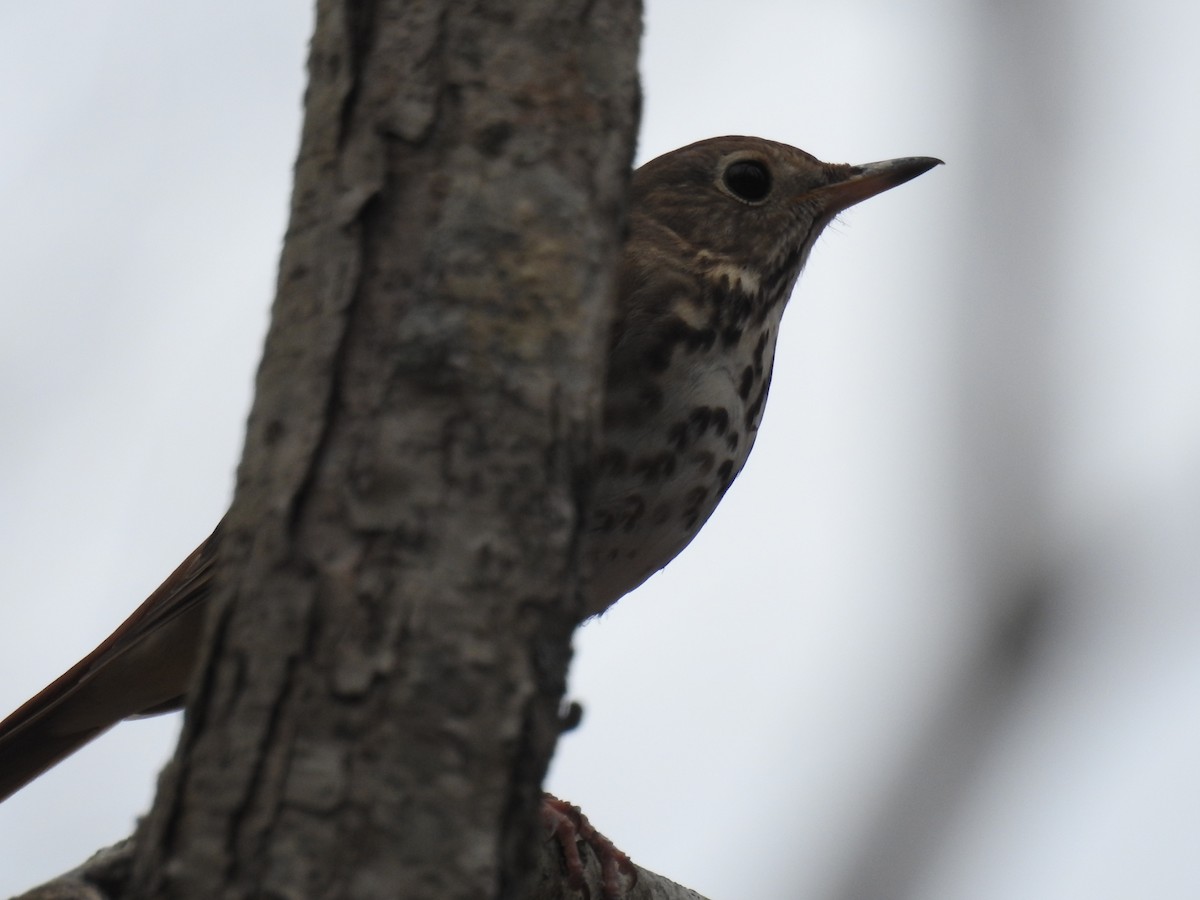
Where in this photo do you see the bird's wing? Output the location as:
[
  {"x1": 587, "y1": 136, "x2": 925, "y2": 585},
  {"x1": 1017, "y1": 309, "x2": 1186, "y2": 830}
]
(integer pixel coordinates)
[{"x1": 0, "y1": 529, "x2": 218, "y2": 802}]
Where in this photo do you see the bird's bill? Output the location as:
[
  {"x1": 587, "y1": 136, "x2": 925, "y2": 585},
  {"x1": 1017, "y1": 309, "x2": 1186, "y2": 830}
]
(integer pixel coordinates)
[{"x1": 814, "y1": 156, "x2": 943, "y2": 212}]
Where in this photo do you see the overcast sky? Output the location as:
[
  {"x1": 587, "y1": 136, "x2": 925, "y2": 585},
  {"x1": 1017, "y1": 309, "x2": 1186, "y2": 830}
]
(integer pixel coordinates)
[{"x1": 3, "y1": 2, "x2": 1200, "y2": 898}]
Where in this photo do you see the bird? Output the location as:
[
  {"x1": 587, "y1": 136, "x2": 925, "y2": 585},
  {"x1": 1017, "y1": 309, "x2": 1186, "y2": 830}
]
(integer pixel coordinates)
[{"x1": 0, "y1": 137, "x2": 940, "y2": 809}]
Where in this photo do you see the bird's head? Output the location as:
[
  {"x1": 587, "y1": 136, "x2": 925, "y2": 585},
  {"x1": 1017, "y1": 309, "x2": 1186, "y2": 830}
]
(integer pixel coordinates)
[{"x1": 628, "y1": 136, "x2": 941, "y2": 305}]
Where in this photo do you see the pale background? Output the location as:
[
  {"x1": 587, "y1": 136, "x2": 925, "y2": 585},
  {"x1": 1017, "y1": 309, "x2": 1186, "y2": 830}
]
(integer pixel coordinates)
[{"x1": 3, "y1": 2, "x2": 1200, "y2": 898}]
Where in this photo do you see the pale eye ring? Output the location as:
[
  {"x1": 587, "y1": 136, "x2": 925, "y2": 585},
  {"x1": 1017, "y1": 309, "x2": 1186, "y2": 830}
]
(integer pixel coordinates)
[{"x1": 722, "y1": 160, "x2": 772, "y2": 202}]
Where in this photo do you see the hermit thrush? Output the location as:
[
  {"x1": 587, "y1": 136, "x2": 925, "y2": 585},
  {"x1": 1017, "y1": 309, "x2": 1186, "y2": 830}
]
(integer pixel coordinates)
[{"x1": 0, "y1": 137, "x2": 939, "y2": 803}]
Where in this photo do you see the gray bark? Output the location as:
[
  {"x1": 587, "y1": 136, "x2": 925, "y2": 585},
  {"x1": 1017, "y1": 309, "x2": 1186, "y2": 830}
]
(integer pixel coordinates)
[
  {"x1": 16, "y1": 837, "x2": 714, "y2": 900},
  {"x1": 116, "y1": 0, "x2": 640, "y2": 897}
]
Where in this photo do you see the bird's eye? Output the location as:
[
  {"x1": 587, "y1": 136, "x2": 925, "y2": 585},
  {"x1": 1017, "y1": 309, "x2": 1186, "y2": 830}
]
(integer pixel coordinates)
[{"x1": 722, "y1": 160, "x2": 772, "y2": 202}]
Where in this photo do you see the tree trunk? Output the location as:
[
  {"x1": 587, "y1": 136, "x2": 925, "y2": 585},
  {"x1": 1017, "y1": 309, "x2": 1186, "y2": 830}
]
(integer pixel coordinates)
[{"x1": 123, "y1": 1, "x2": 641, "y2": 897}]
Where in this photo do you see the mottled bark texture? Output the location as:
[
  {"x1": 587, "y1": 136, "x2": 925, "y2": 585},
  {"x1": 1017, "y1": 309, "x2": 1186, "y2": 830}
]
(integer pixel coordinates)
[
  {"x1": 125, "y1": 1, "x2": 641, "y2": 897},
  {"x1": 16, "y1": 836, "x2": 714, "y2": 900}
]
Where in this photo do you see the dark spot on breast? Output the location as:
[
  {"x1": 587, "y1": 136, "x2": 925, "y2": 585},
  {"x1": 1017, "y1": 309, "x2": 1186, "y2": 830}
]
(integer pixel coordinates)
[
  {"x1": 649, "y1": 319, "x2": 719, "y2": 371},
  {"x1": 754, "y1": 330, "x2": 769, "y2": 375},
  {"x1": 671, "y1": 406, "x2": 731, "y2": 451},
  {"x1": 691, "y1": 450, "x2": 716, "y2": 473},
  {"x1": 644, "y1": 343, "x2": 672, "y2": 373},
  {"x1": 717, "y1": 459, "x2": 734, "y2": 485},
  {"x1": 632, "y1": 452, "x2": 677, "y2": 482},
  {"x1": 738, "y1": 366, "x2": 755, "y2": 400},
  {"x1": 713, "y1": 285, "x2": 754, "y2": 331},
  {"x1": 744, "y1": 396, "x2": 764, "y2": 431},
  {"x1": 667, "y1": 422, "x2": 689, "y2": 452},
  {"x1": 722, "y1": 327, "x2": 743, "y2": 347},
  {"x1": 682, "y1": 485, "x2": 710, "y2": 529},
  {"x1": 744, "y1": 373, "x2": 773, "y2": 432},
  {"x1": 593, "y1": 510, "x2": 616, "y2": 533},
  {"x1": 712, "y1": 408, "x2": 729, "y2": 435},
  {"x1": 598, "y1": 447, "x2": 628, "y2": 477},
  {"x1": 639, "y1": 384, "x2": 664, "y2": 414},
  {"x1": 620, "y1": 496, "x2": 646, "y2": 532},
  {"x1": 761, "y1": 245, "x2": 805, "y2": 306},
  {"x1": 726, "y1": 431, "x2": 740, "y2": 452},
  {"x1": 688, "y1": 328, "x2": 717, "y2": 353}
]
